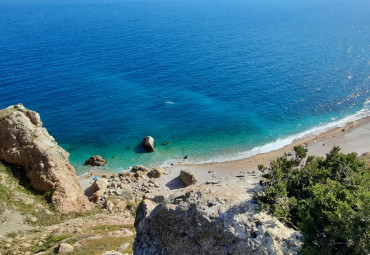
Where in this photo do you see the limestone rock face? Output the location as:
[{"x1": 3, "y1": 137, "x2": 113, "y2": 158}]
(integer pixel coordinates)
[
  {"x1": 143, "y1": 136, "x2": 155, "y2": 152},
  {"x1": 180, "y1": 169, "x2": 197, "y2": 186},
  {"x1": 150, "y1": 167, "x2": 166, "y2": 178},
  {"x1": 134, "y1": 177, "x2": 303, "y2": 255},
  {"x1": 0, "y1": 104, "x2": 91, "y2": 213},
  {"x1": 85, "y1": 155, "x2": 107, "y2": 166}
]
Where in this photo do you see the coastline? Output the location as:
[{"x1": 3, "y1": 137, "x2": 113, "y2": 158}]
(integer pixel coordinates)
[
  {"x1": 80, "y1": 114, "x2": 370, "y2": 195},
  {"x1": 176, "y1": 115, "x2": 370, "y2": 169},
  {"x1": 148, "y1": 115, "x2": 370, "y2": 194}
]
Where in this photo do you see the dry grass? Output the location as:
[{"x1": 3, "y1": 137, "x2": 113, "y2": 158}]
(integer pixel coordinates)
[
  {"x1": 73, "y1": 236, "x2": 134, "y2": 255},
  {"x1": 31, "y1": 234, "x2": 72, "y2": 253}
]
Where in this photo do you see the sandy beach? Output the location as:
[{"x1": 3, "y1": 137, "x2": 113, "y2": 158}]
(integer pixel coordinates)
[
  {"x1": 148, "y1": 116, "x2": 370, "y2": 194},
  {"x1": 80, "y1": 116, "x2": 370, "y2": 195}
]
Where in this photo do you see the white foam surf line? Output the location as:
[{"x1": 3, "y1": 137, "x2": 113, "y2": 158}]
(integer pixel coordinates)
[
  {"x1": 77, "y1": 166, "x2": 132, "y2": 177},
  {"x1": 202, "y1": 109, "x2": 370, "y2": 164},
  {"x1": 162, "y1": 101, "x2": 370, "y2": 167}
]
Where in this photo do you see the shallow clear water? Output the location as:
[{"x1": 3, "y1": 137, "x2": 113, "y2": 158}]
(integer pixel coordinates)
[{"x1": 0, "y1": 0, "x2": 369, "y2": 174}]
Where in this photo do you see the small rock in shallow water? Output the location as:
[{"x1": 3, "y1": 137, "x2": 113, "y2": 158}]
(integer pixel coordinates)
[
  {"x1": 85, "y1": 155, "x2": 107, "y2": 166},
  {"x1": 131, "y1": 165, "x2": 150, "y2": 173}
]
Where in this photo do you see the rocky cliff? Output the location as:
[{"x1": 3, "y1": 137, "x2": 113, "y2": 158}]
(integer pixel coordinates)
[
  {"x1": 134, "y1": 176, "x2": 303, "y2": 255},
  {"x1": 0, "y1": 104, "x2": 91, "y2": 213}
]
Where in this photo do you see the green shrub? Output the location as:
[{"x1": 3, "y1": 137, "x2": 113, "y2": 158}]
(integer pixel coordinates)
[{"x1": 254, "y1": 146, "x2": 370, "y2": 255}]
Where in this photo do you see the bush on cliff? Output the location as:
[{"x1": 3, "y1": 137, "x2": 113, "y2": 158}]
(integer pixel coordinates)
[{"x1": 254, "y1": 146, "x2": 370, "y2": 255}]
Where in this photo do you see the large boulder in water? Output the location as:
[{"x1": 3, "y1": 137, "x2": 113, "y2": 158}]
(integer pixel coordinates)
[
  {"x1": 134, "y1": 176, "x2": 303, "y2": 255},
  {"x1": 0, "y1": 104, "x2": 91, "y2": 213},
  {"x1": 85, "y1": 155, "x2": 107, "y2": 166},
  {"x1": 143, "y1": 136, "x2": 155, "y2": 152}
]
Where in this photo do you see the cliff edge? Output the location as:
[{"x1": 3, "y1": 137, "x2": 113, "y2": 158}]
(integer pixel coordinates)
[
  {"x1": 134, "y1": 176, "x2": 303, "y2": 255},
  {"x1": 0, "y1": 104, "x2": 91, "y2": 213}
]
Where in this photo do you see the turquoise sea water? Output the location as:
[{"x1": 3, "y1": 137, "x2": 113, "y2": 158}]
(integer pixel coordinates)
[{"x1": 0, "y1": 0, "x2": 369, "y2": 174}]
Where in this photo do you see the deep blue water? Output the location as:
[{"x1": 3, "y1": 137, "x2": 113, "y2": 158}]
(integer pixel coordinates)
[{"x1": 0, "y1": 0, "x2": 369, "y2": 174}]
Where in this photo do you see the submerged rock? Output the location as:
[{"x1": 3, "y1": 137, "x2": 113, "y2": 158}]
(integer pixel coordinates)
[
  {"x1": 0, "y1": 104, "x2": 91, "y2": 213},
  {"x1": 143, "y1": 136, "x2": 155, "y2": 152},
  {"x1": 134, "y1": 177, "x2": 303, "y2": 255},
  {"x1": 85, "y1": 155, "x2": 107, "y2": 166},
  {"x1": 180, "y1": 169, "x2": 197, "y2": 186},
  {"x1": 132, "y1": 165, "x2": 150, "y2": 173}
]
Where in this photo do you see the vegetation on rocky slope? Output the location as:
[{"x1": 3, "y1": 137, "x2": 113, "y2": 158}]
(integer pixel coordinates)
[
  {"x1": 254, "y1": 146, "x2": 370, "y2": 255},
  {"x1": 0, "y1": 161, "x2": 135, "y2": 255},
  {"x1": 0, "y1": 161, "x2": 53, "y2": 224}
]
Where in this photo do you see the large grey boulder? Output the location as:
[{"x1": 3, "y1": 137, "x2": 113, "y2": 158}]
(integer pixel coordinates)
[
  {"x1": 0, "y1": 104, "x2": 91, "y2": 213},
  {"x1": 143, "y1": 136, "x2": 155, "y2": 152},
  {"x1": 180, "y1": 169, "x2": 197, "y2": 186},
  {"x1": 134, "y1": 177, "x2": 303, "y2": 255}
]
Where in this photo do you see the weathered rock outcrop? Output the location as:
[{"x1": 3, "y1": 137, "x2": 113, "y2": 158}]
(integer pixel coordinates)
[
  {"x1": 180, "y1": 169, "x2": 197, "y2": 186},
  {"x1": 134, "y1": 177, "x2": 303, "y2": 255},
  {"x1": 143, "y1": 136, "x2": 155, "y2": 152},
  {"x1": 85, "y1": 155, "x2": 107, "y2": 166},
  {"x1": 0, "y1": 104, "x2": 91, "y2": 213},
  {"x1": 91, "y1": 178, "x2": 109, "y2": 193},
  {"x1": 150, "y1": 167, "x2": 165, "y2": 178}
]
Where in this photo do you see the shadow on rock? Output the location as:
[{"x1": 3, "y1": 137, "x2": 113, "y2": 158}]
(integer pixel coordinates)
[{"x1": 84, "y1": 185, "x2": 93, "y2": 198}]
